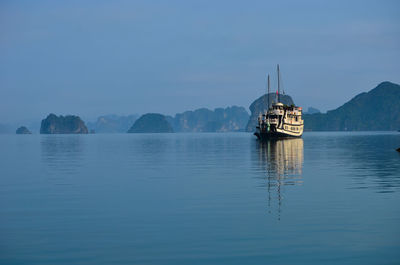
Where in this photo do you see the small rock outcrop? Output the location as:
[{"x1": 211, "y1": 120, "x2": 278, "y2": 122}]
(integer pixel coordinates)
[
  {"x1": 16, "y1": 126, "x2": 32, "y2": 134},
  {"x1": 40, "y1": 114, "x2": 88, "y2": 134},
  {"x1": 127, "y1": 113, "x2": 173, "y2": 133}
]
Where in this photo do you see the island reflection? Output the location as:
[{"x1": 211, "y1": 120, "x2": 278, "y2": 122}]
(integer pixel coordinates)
[
  {"x1": 255, "y1": 138, "x2": 304, "y2": 215},
  {"x1": 41, "y1": 135, "x2": 85, "y2": 176}
]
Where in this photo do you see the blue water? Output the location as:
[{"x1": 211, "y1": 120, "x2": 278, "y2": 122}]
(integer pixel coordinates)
[{"x1": 1, "y1": 132, "x2": 399, "y2": 264}]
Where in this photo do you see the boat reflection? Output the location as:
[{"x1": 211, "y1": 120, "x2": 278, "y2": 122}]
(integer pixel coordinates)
[{"x1": 256, "y1": 138, "x2": 304, "y2": 217}]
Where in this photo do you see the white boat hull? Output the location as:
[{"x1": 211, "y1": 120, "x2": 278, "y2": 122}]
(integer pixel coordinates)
[{"x1": 255, "y1": 124, "x2": 303, "y2": 140}]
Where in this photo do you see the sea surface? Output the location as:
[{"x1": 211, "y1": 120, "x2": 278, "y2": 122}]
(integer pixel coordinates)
[{"x1": 1, "y1": 132, "x2": 400, "y2": 264}]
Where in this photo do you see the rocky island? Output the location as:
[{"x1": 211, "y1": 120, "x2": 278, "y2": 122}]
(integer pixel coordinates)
[
  {"x1": 304, "y1": 82, "x2": 400, "y2": 131},
  {"x1": 127, "y1": 113, "x2": 173, "y2": 133},
  {"x1": 87, "y1": 114, "x2": 138, "y2": 133},
  {"x1": 167, "y1": 106, "x2": 249, "y2": 132},
  {"x1": 40, "y1": 114, "x2": 88, "y2": 134},
  {"x1": 16, "y1": 126, "x2": 32, "y2": 134},
  {"x1": 246, "y1": 93, "x2": 294, "y2": 132}
]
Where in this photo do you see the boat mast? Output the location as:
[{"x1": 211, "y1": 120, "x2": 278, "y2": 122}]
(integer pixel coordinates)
[
  {"x1": 277, "y1": 64, "x2": 280, "y2": 102},
  {"x1": 267, "y1": 74, "x2": 270, "y2": 109}
]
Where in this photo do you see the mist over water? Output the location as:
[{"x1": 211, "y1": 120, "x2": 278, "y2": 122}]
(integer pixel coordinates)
[{"x1": 1, "y1": 132, "x2": 399, "y2": 264}]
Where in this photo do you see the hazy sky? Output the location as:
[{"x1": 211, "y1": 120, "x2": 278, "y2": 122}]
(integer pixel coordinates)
[{"x1": 1, "y1": 0, "x2": 399, "y2": 123}]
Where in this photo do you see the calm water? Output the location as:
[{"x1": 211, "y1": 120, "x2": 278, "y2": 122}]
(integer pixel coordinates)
[{"x1": 1, "y1": 132, "x2": 399, "y2": 264}]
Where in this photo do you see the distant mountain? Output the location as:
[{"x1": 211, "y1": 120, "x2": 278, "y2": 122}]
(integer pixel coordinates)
[
  {"x1": 87, "y1": 114, "x2": 138, "y2": 133},
  {"x1": 304, "y1": 82, "x2": 400, "y2": 131},
  {"x1": 246, "y1": 93, "x2": 295, "y2": 132},
  {"x1": 40, "y1": 114, "x2": 88, "y2": 134},
  {"x1": 127, "y1": 113, "x2": 173, "y2": 133},
  {"x1": 16, "y1": 126, "x2": 32, "y2": 134},
  {"x1": 303, "y1": 107, "x2": 321, "y2": 114},
  {"x1": 167, "y1": 106, "x2": 249, "y2": 132}
]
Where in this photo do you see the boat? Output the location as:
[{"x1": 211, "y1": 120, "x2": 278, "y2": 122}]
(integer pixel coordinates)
[{"x1": 254, "y1": 65, "x2": 304, "y2": 140}]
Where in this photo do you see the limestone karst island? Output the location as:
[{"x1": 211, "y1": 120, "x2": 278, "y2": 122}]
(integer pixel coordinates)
[{"x1": 14, "y1": 81, "x2": 398, "y2": 135}]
